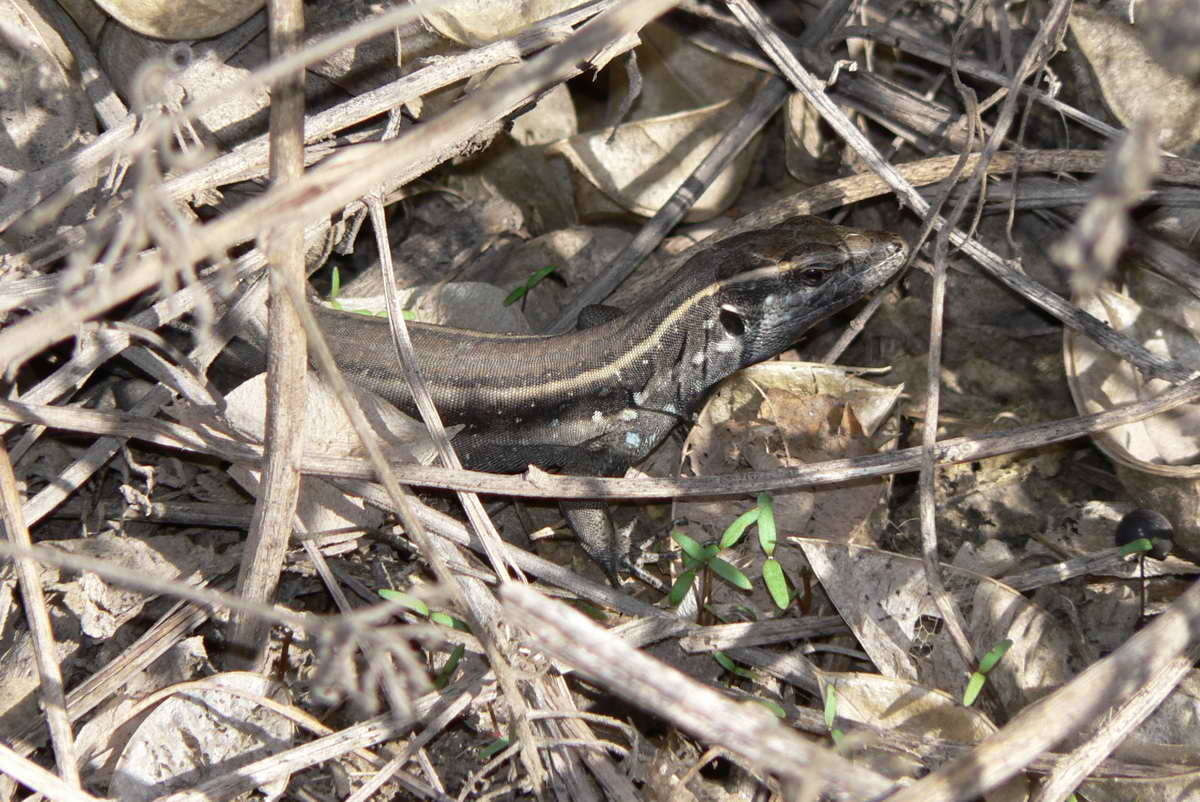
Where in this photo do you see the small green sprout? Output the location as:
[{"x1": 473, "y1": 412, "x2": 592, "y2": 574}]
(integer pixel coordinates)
[
  {"x1": 963, "y1": 638, "x2": 1013, "y2": 706},
  {"x1": 667, "y1": 530, "x2": 751, "y2": 606},
  {"x1": 432, "y1": 644, "x2": 465, "y2": 689},
  {"x1": 324, "y1": 266, "x2": 414, "y2": 318},
  {"x1": 752, "y1": 697, "x2": 786, "y2": 718},
  {"x1": 712, "y1": 651, "x2": 755, "y2": 679},
  {"x1": 479, "y1": 735, "x2": 510, "y2": 760},
  {"x1": 824, "y1": 685, "x2": 845, "y2": 745},
  {"x1": 719, "y1": 507, "x2": 760, "y2": 549},
  {"x1": 379, "y1": 589, "x2": 469, "y2": 687},
  {"x1": 673, "y1": 494, "x2": 793, "y2": 609},
  {"x1": 1117, "y1": 537, "x2": 1154, "y2": 557},
  {"x1": 379, "y1": 589, "x2": 471, "y2": 632},
  {"x1": 504, "y1": 265, "x2": 559, "y2": 305},
  {"x1": 714, "y1": 493, "x2": 791, "y2": 609}
]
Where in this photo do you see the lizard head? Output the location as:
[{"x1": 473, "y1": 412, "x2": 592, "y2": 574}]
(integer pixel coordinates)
[{"x1": 703, "y1": 215, "x2": 908, "y2": 370}]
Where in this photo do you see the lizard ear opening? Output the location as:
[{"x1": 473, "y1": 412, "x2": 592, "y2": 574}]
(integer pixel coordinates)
[{"x1": 719, "y1": 305, "x2": 746, "y2": 337}]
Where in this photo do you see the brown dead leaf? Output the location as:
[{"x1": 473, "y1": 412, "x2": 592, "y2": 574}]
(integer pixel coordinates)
[
  {"x1": 110, "y1": 672, "x2": 293, "y2": 800},
  {"x1": 673, "y1": 364, "x2": 900, "y2": 618},
  {"x1": 798, "y1": 539, "x2": 1078, "y2": 713},
  {"x1": 1068, "y1": 8, "x2": 1200, "y2": 150}
]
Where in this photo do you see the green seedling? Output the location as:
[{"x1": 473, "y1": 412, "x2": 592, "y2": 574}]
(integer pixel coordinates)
[
  {"x1": 380, "y1": 589, "x2": 470, "y2": 688},
  {"x1": 751, "y1": 696, "x2": 786, "y2": 718},
  {"x1": 824, "y1": 685, "x2": 845, "y2": 745},
  {"x1": 719, "y1": 507, "x2": 760, "y2": 549},
  {"x1": 714, "y1": 493, "x2": 791, "y2": 609},
  {"x1": 667, "y1": 530, "x2": 751, "y2": 606},
  {"x1": 479, "y1": 735, "x2": 511, "y2": 760},
  {"x1": 963, "y1": 638, "x2": 1013, "y2": 706},
  {"x1": 1118, "y1": 537, "x2": 1154, "y2": 557},
  {"x1": 713, "y1": 650, "x2": 755, "y2": 679},
  {"x1": 325, "y1": 266, "x2": 414, "y2": 318},
  {"x1": 379, "y1": 589, "x2": 471, "y2": 632},
  {"x1": 433, "y1": 644, "x2": 465, "y2": 690},
  {"x1": 1115, "y1": 510, "x2": 1175, "y2": 622},
  {"x1": 504, "y1": 264, "x2": 560, "y2": 306},
  {"x1": 756, "y1": 492, "x2": 777, "y2": 554}
]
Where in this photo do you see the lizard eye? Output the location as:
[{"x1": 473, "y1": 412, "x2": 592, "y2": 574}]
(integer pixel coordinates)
[
  {"x1": 798, "y1": 266, "x2": 833, "y2": 287},
  {"x1": 719, "y1": 305, "x2": 745, "y2": 337}
]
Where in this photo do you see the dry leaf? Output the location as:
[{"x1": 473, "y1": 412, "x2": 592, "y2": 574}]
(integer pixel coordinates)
[
  {"x1": 91, "y1": 0, "x2": 263, "y2": 40},
  {"x1": 330, "y1": 282, "x2": 532, "y2": 333},
  {"x1": 550, "y1": 97, "x2": 758, "y2": 222},
  {"x1": 674, "y1": 364, "x2": 899, "y2": 617},
  {"x1": 421, "y1": 0, "x2": 580, "y2": 46},
  {"x1": 635, "y1": 23, "x2": 765, "y2": 115},
  {"x1": 1082, "y1": 767, "x2": 1200, "y2": 802},
  {"x1": 76, "y1": 638, "x2": 211, "y2": 785},
  {"x1": 1068, "y1": 8, "x2": 1200, "y2": 150},
  {"x1": 824, "y1": 671, "x2": 1029, "y2": 800},
  {"x1": 1065, "y1": 264, "x2": 1200, "y2": 553},
  {"x1": 110, "y1": 672, "x2": 293, "y2": 800},
  {"x1": 797, "y1": 538, "x2": 1078, "y2": 712},
  {"x1": 0, "y1": 0, "x2": 100, "y2": 250}
]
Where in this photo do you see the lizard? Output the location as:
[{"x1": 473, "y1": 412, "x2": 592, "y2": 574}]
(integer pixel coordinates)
[{"x1": 312, "y1": 215, "x2": 908, "y2": 579}]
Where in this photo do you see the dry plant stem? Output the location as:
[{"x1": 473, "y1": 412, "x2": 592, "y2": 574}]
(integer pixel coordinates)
[
  {"x1": 0, "y1": 539, "x2": 443, "y2": 663},
  {"x1": 7, "y1": 373, "x2": 1200, "y2": 502},
  {"x1": 57, "y1": 583, "x2": 228, "y2": 731},
  {"x1": 159, "y1": 15, "x2": 581, "y2": 198},
  {"x1": 501, "y1": 583, "x2": 895, "y2": 798},
  {"x1": 722, "y1": 644, "x2": 830, "y2": 696},
  {"x1": 0, "y1": 0, "x2": 602, "y2": 235},
  {"x1": 546, "y1": 74, "x2": 791, "y2": 333},
  {"x1": 366, "y1": 198, "x2": 548, "y2": 790},
  {"x1": 369, "y1": 199, "x2": 515, "y2": 584},
  {"x1": 0, "y1": 259, "x2": 247, "y2": 419},
  {"x1": 915, "y1": 151, "x2": 986, "y2": 670},
  {"x1": 1051, "y1": 121, "x2": 1161, "y2": 287},
  {"x1": 3, "y1": 146, "x2": 1195, "y2": 386},
  {"x1": 82, "y1": 676, "x2": 443, "y2": 795},
  {"x1": 343, "y1": 680, "x2": 479, "y2": 802},
  {"x1": 140, "y1": 678, "x2": 440, "y2": 783},
  {"x1": 233, "y1": 0, "x2": 309, "y2": 665},
  {"x1": 0, "y1": 741, "x2": 101, "y2": 802},
  {"x1": 298, "y1": 535, "x2": 355, "y2": 615},
  {"x1": 20, "y1": 0, "x2": 127, "y2": 127},
  {"x1": 522, "y1": 683, "x2": 612, "y2": 802},
  {"x1": 17, "y1": 278, "x2": 268, "y2": 533},
  {"x1": 0, "y1": 8, "x2": 652, "y2": 375},
  {"x1": 998, "y1": 547, "x2": 1162, "y2": 592},
  {"x1": 819, "y1": 288, "x2": 888, "y2": 363},
  {"x1": 917, "y1": 242, "x2": 975, "y2": 669},
  {"x1": 0, "y1": 105, "x2": 136, "y2": 237},
  {"x1": 343, "y1": 484, "x2": 668, "y2": 621},
  {"x1": 237, "y1": 0, "x2": 658, "y2": 211},
  {"x1": 912, "y1": 0, "x2": 1071, "y2": 676},
  {"x1": 155, "y1": 672, "x2": 489, "y2": 802},
  {"x1": 888, "y1": 571, "x2": 1200, "y2": 802},
  {"x1": 849, "y1": 21, "x2": 1121, "y2": 142},
  {"x1": 0, "y1": 1, "x2": 435, "y2": 233},
  {"x1": 779, "y1": 700, "x2": 1196, "y2": 782},
  {"x1": 273, "y1": 279, "x2": 484, "y2": 724},
  {"x1": 725, "y1": 0, "x2": 1192, "y2": 385},
  {"x1": 146, "y1": 0, "x2": 672, "y2": 314},
  {"x1": 0, "y1": 442, "x2": 80, "y2": 786},
  {"x1": 538, "y1": 679, "x2": 640, "y2": 801},
  {"x1": 1033, "y1": 643, "x2": 1200, "y2": 801},
  {"x1": 679, "y1": 615, "x2": 847, "y2": 651}
]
